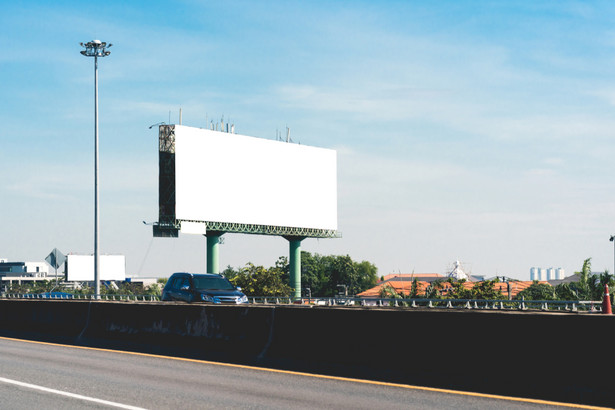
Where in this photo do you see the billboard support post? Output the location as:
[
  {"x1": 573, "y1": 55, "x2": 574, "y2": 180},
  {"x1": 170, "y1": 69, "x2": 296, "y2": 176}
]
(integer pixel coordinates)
[
  {"x1": 206, "y1": 231, "x2": 224, "y2": 274},
  {"x1": 286, "y1": 236, "x2": 305, "y2": 300}
]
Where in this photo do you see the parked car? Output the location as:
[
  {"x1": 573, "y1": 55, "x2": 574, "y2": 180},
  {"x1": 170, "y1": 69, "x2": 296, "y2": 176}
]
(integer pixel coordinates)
[{"x1": 161, "y1": 272, "x2": 249, "y2": 304}]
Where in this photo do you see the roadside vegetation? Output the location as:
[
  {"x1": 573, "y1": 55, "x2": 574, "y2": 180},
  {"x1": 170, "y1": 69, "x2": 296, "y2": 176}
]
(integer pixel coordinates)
[
  {"x1": 378, "y1": 258, "x2": 614, "y2": 302},
  {"x1": 5, "y1": 256, "x2": 611, "y2": 302},
  {"x1": 379, "y1": 277, "x2": 506, "y2": 300},
  {"x1": 3, "y1": 278, "x2": 166, "y2": 297},
  {"x1": 222, "y1": 252, "x2": 378, "y2": 297},
  {"x1": 2, "y1": 252, "x2": 377, "y2": 298},
  {"x1": 515, "y1": 258, "x2": 614, "y2": 301}
]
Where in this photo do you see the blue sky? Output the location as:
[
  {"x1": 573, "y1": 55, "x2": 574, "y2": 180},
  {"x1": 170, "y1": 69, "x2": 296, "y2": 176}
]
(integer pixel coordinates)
[{"x1": 2, "y1": 1, "x2": 615, "y2": 279}]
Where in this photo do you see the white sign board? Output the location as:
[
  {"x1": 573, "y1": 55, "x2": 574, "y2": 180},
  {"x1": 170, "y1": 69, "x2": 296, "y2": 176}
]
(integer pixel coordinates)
[
  {"x1": 65, "y1": 254, "x2": 126, "y2": 281},
  {"x1": 173, "y1": 125, "x2": 337, "y2": 230}
]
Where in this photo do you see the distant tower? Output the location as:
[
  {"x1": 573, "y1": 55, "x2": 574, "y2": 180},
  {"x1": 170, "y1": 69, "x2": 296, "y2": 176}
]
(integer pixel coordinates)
[
  {"x1": 530, "y1": 267, "x2": 538, "y2": 281},
  {"x1": 547, "y1": 267, "x2": 555, "y2": 280},
  {"x1": 556, "y1": 268, "x2": 565, "y2": 280}
]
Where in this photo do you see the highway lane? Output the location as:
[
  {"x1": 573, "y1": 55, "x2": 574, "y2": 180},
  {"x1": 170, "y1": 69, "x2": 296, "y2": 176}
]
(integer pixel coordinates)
[{"x1": 0, "y1": 337, "x2": 601, "y2": 409}]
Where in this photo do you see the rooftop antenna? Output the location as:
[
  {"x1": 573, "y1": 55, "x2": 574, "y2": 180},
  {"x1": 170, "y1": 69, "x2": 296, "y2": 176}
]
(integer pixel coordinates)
[
  {"x1": 286, "y1": 126, "x2": 290, "y2": 143},
  {"x1": 179, "y1": 108, "x2": 182, "y2": 125}
]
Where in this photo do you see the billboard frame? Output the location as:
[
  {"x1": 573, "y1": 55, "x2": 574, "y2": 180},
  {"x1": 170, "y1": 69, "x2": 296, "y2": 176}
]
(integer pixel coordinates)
[{"x1": 157, "y1": 124, "x2": 338, "y2": 239}]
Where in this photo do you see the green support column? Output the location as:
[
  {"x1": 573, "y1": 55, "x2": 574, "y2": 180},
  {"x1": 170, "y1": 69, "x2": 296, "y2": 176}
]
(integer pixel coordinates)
[
  {"x1": 286, "y1": 236, "x2": 305, "y2": 300},
  {"x1": 206, "y1": 231, "x2": 223, "y2": 274}
]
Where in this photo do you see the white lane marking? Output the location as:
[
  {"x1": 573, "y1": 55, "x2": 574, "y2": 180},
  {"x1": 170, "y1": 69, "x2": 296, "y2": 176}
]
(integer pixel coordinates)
[{"x1": 0, "y1": 376, "x2": 146, "y2": 409}]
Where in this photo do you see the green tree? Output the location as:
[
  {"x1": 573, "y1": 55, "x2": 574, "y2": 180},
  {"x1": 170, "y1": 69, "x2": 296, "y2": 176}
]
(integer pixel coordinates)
[
  {"x1": 424, "y1": 278, "x2": 445, "y2": 299},
  {"x1": 379, "y1": 283, "x2": 402, "y2": 299},
  {"x1": 554, "y1": 282, "x2": 578, "y2": 300},
  {"x1": 515, "y1": 281, "x2": 556, "y2": 300},
  {"x1": 222, "y1": 265, "x2": 239, "y2": 282},
  {"x1": 553, "y1": 258, "x2": 614, "y2": 301},
  {"x1": 299, "y1": 252, "x2": 378, "y2": 297},
  {"x1": 229, "y1": 262, "x2": 292, "y2": 297},
  {"x1": 587, "y1": 270, "x2": 614, "y2": 300},
  {"x1": 144, "y1": 283, "x2": 162, "y2": 296},
  {"x1": 575, "y1": 258, "x2": 592, "y2": 300},
  {"x1": 468, "y1": 278, "x2": 505, "y2": 299},
  {"x1": 355, "y1": 260, "x2": 379, "y2": 294},
  {"x1": 300, "y1": 252, "x2": 330, "y2": 296},
  {"x1": 436, "y1": 278, "x2": 505, "y2": 300}
]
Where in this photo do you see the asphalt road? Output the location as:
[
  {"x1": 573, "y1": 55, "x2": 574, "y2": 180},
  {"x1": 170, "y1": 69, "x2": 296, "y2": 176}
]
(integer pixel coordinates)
[{"x1": 0, "y1": 337, "x2": 599, "y2": 409}]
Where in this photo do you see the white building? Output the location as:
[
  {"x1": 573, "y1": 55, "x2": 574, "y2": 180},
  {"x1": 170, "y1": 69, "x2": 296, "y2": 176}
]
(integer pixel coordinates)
[
  {"x1": 0, "y1": 261, "x2": 49, "y2": 277},
  {"x1": 530, "y1": 267, "x2": 564, "y2": 281}
]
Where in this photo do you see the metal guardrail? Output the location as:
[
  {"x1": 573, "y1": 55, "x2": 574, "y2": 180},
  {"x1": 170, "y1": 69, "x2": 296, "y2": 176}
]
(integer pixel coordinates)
[
  {"x1": 248, "y1": 296, "x2": 605, "y2": 312},
  {"x1": 0, "y1": 293, "x2": 605, "y2": 312},
  {"x1": 0, "y1": 293, "x2": 159, "y2": 302}
]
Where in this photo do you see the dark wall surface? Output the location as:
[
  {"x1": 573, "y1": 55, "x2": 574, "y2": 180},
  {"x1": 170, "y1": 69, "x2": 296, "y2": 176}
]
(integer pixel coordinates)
[{"x1": 0, "y1": 300, "x2": 612, "y2": 407}]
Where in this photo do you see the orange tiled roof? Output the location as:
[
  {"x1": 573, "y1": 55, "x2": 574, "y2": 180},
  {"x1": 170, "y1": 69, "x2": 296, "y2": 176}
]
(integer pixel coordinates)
[
  {"x1": 358, "y1": 280, "x2": 430, "y2": 297},
  {"x1": 381, "y1": 273, "x2": 443, "y2": 281},
  {"x1": 358, "y1": 280, "x2": 550, "y2": 298}
]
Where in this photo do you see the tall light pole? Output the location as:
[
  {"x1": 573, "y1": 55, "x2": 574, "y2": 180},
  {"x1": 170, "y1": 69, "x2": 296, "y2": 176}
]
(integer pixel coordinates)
[{"x1": 81, "y1": 40, "x2": 111, "y2": 299}]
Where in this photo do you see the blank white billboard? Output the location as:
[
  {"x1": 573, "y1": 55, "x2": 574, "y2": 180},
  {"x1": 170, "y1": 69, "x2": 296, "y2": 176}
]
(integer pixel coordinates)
[
  {"x1": 65, "y1": 255, "x2": 126, "y2": 281},
  {"x1": 174, "y1": 125, "x2": 337, "y2": 230}
]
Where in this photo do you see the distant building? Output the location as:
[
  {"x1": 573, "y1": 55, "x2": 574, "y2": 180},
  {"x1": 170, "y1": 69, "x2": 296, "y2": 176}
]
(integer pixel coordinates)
[
  {"x1": 0, "y1": 260, "x2": 59, "y2": 291},
  {"x1": 0, "y1": 261, "x2": 49, "y2": 277},
  {"x1": 530, "y1": 267, "x2": 564, "y2": 281}
]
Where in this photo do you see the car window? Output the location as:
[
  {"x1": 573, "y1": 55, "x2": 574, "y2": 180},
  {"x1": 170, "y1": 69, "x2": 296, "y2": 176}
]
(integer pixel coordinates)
[
  {"x1": 193, "y1": 276, "x2": 234, "y2": 290},
  {"x1": 171, "y1": 277, "x2": 185, "y2": 290}
]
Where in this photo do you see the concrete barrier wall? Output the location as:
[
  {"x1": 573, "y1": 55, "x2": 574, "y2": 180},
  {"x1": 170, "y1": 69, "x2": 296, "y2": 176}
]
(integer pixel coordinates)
[{"x1": 0, "y1": 300, "x2": 612, "y2": 407}]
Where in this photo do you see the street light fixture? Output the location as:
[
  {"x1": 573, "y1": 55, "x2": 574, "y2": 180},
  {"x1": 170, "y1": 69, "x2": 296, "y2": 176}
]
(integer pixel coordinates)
[
  {"x1": 610, "y1": 235, "x2": 615, "y2": 277},
  {"x1": 80, "y1": 40, "x2": 111, "y2": 299}
]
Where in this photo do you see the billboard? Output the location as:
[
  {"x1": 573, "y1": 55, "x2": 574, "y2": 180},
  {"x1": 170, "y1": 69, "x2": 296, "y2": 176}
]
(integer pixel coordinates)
[
  {"x1": 65, "y1": 255, "x2": 126, "y2": 281},
  {"x1": 162, "y1": 125, "x2": 337, "y2": 232}
]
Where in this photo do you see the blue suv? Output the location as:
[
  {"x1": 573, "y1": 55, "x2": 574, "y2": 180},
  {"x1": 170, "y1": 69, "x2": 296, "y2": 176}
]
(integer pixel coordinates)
[{"x1": 162, "y1": 272, "x2": 249, "y2": 304}]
